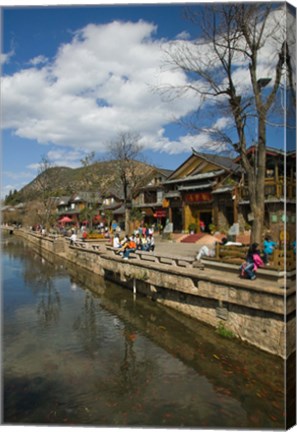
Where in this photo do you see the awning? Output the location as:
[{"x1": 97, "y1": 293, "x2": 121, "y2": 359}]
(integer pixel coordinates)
[
  {"x1": 113, "y1": 205, "x2": 126, "y2": 215},
  {"x1": 178, "y1": 181, "x2": 216, "y2": 191},
  {"x1": 164, "y1": 170, "x2": 225, "y2": 184},
  {"x1": 212, "y1": 186, "x2": 234, "y2": 194},
  {"x1": 59, "y1": 216, "x2": 73, "y2": 223},
  {"x1": 164, "y1": 191, "x2": 181, "y2": 198}
]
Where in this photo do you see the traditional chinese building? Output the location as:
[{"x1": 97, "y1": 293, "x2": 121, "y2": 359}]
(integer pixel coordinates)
[
  {"x1": 162, "y1": 149, "x2": 242, "y2": 233},
  {"x1": 237, "y1": 146, "x2": 296, "y2": 242},
  {"x1": 132, "y1": 168, "x2": 173, "y2": 226},
  {"x1": 162, "y1": 146, "x2": 295, "y2": 242}
]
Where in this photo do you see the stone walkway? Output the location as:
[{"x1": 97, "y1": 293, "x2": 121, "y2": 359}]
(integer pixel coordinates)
[
  {"x1": 154, "y1": 233, "x2": 218, "y2": 258},
  {"x1": 155, "y1": 237, "x2": 201, "y2": 258}
]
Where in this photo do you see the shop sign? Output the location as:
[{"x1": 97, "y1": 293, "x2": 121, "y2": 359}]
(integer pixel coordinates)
[
  {"x1": 185, "y1": 192, "x2": 212, "y2": 203},
  {"x1": 154, "y1": 210, "x2": 167, "y2": 218}
]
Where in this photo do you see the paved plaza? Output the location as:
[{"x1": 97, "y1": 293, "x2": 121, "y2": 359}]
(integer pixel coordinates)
[{"x1": 153, "y1": 232, "x2": 220, "y2": 258}]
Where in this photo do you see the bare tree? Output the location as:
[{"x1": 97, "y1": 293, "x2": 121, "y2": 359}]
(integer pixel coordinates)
[
  {"x1": 35, "y1": 155, "x2": 60, "y2": 229},
  {"x1": 108, "y1": 131, "x2": 145, "y2": 232},
  {"x1": 162, "y1": 3, "x2": 295, "y2": 243},
  {"x1": 79, "y1": 151, "x2": 101, "y2": 230}
]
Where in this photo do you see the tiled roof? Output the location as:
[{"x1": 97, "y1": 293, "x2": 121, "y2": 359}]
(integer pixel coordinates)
[{"x1": 192, "y1": 149, "x2": 241, "y2": 172}]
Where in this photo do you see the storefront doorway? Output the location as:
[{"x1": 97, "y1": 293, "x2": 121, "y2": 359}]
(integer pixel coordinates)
[
  {"x1": 172, "y1": 207, "x2": 183, "y2": 232},
  {"x1": 198, "y1": 211, "x2": 212, "y2": 233}
]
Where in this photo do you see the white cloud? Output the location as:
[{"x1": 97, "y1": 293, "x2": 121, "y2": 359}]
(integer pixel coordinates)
[
  {"x1": 46, "y1": 148, "x2": 87, "y2": 168},
  {"x1": 2, "y1": 20, "x2": 198, "y2": 156},
  {"x1": 1, "y1": 49, "x2": 14, "y2": 65},
  {"x1": 213, "y1": 117, "x2": 232, "y2": 131},
  {"x1": 26, "y1": 148, "x2": 87, "y2": 170},
  {"x1": 176, "y1": 31, "x2": 190, "y2": 40},
  {"x1": 28, "y1": 55, "x2": 48, "y2": 66},
  {"x1": 2, "y1": 7, "x2": 288, "y2": 165}
]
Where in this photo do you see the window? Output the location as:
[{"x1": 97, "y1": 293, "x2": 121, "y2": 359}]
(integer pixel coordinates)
[{"x1": 157, "y1": 190, "x2": 163, "y2": 202}]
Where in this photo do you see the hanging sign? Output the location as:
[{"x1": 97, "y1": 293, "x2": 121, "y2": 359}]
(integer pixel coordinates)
[
  {"x1": 154, "y1": 210, "x2": 167, "y2": 218},
  {"x1": 185, "y1": 192, "x2": 212, "y2": 203}
]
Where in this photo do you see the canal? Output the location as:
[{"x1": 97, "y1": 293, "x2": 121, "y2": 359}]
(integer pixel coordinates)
[{"x1": 2, "y1": 233, "x2": 287, "y2": 428}]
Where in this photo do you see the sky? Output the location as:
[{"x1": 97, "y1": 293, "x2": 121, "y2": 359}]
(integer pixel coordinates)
[{"x1": 1, "y1": 0, "x2": 296, "y2": 200}]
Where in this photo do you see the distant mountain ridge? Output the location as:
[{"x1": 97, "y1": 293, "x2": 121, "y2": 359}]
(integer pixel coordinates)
[{"x1": 13, "y1": 159, "x2": 156, "y2": 203}]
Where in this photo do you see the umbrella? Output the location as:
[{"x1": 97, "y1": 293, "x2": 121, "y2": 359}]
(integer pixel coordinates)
[{"x1": 59, "y1": 216, "x2": 73, "y2": 223}]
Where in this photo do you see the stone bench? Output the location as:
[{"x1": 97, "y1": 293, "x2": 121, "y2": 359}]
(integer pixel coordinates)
[
  {"x1": 105, "y1": 245, "x2": 122, "y2": 254},
  {"x1": 69, "y1": 240, "x2": 89, "y2": 249},
  {"x1": 135, "y1": 250, "x2": 196, "y2": 268},
  {"x1": 105, "y1": 245, "x2": 197, "y2": 268},
  {"x1": 201, "y1": 257, "x2": 295, "y2": 288}
]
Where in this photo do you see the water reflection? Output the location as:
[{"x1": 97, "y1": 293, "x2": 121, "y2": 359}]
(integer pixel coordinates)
[
  {"x1": 2, "y1": 234, "x2": 287, "y2": 428},
  {"x1": 73, "y1": 292, "x2": 101, "y2": 357}
]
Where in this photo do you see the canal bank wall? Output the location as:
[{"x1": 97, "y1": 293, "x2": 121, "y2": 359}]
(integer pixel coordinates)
[{"x1": 8, "y1": 228, "x2": 295, "y2": 359}]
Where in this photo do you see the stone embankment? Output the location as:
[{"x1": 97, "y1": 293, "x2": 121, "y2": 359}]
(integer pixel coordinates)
[{"x1": 4, "y1": 227, "x2": 295, "y2": 359}]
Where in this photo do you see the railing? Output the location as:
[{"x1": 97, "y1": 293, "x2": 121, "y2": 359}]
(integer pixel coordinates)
[
  {"x1": 213, "y1": 243, "x2": 295, "y2": 272},
  {"x1": 271, "y1": 248, "x2": 296, "y2": 271},
  {"x1": 239, "y1": 177, "x2": 295, "y2": 200}
]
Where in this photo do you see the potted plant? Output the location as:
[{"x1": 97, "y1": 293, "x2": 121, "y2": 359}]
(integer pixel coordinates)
[
  {"x1": 188, "y1": 223, "x2": 197, "y2": 234},
  {"x1": 209, "y1": 223, "x2": 217, "y2": 234}
]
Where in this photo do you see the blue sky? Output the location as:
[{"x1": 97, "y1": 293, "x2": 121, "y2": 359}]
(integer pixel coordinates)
[{"x1": 1, "y1": 1, "x2": 296, "y2": 200}]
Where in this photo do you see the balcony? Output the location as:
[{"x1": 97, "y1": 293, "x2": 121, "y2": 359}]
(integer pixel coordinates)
[{"x1": 239, "y1": 177, "x2": 296, "y2": 201}]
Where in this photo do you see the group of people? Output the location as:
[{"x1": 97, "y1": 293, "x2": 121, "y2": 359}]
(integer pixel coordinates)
[
  {"x1": 196, "y1": 234, "x2": 278, "y2": 281},
  {"x1": 113, "y1": 232, "x2": 155, "y2": 260},
  {"x1": 240, "y1": 236, "x2": 277, "y2": 280}
]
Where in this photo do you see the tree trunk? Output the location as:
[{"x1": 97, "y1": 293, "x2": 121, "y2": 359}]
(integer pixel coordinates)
[
  {"x1": 249, "y1": 114, "x2": 266, "y2": 244},
  {"x1": 125, "y1": 207, "x2": 130, "y2": 235}
]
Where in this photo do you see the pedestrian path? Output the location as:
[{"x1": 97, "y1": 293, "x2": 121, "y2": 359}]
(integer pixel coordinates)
[
  {"x1": 155, "y1": 233, "x2": 220, "y2": 258},
  {"x1": 155, "y1": 237, "x2": 202, "y2": 258}
]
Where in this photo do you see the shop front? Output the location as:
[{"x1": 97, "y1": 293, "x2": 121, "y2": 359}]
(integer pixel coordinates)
[{"x1": 183, "y1": 191, "x2": 213, "y2": 233}]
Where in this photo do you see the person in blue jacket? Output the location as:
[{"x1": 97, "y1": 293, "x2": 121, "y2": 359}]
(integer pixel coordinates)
[{"x1": 263, "y1": 235, "x2": 277, "y2": 265}]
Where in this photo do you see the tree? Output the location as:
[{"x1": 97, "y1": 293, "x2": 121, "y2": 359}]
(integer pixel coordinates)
[
  {"x1": 162, "y1": 3, "x2": 295, "y2": 243},
  {"x1": 4, "y1": 189, "x2": 22, "y2": 205},
  {"x1": 34, "y1": 155, "x2": 61, "y2": 228},
  {"x1": 79, "y1": 151, "x2": 101, "y2": 230},
  {"x1": 108, "y1": 131, "x2": 145, "y2": 232}
]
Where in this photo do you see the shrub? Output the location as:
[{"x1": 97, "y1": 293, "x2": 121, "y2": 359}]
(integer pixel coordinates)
[
  {"x1": 209, "y1": 223, "x2": 217, "y2": 234},
  {"x1": 216, "y1": 322, "x2": 235, "y2": 339}
]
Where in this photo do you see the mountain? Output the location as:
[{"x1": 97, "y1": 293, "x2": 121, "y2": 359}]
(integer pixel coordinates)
[{"x1": 7, "y1": 159, "x2": 156, "y2": 204}]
